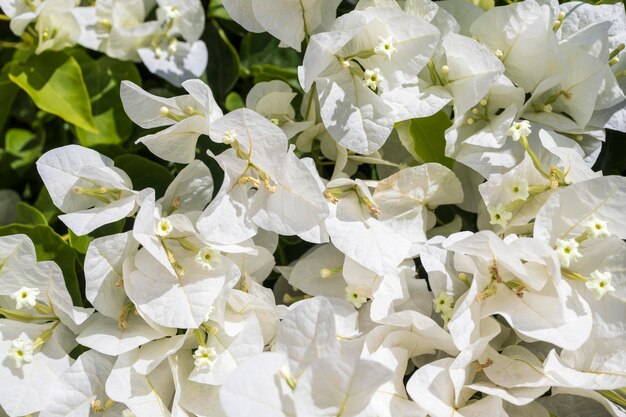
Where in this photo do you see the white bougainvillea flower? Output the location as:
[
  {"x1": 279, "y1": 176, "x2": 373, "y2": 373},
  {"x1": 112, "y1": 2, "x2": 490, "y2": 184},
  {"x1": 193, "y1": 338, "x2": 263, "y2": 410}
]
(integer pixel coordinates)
[
  {"x1": 199, "y1": 109, "x2": 329, "y2": 239},
  {"x1": 72, "y1": 0, "x2": 159, "y2": 62},
  {"x1": 138, "y1": 39, "x2": 208, "y2": 87},
  {"x1": 105, "y1": 349, "x2": 175, "y2": 417},
  {"x1": 38, "y1": 350, "x2": 128, "y2": 417},
  {"x1": 293, "y1": 356, "x2": 393, "y2": 417},
  {"x1": 125, "y1": 244, "x2": 240, "y2": 329},
  {"x1": 324, "y1": 177, "x2": 411, "y2": 275},
  {"x1": 273, "y1": 297, "x2": 341, "y2": 375},
  {"x1": 406, "y1": 358, "x2": 508, "y2": 417},
  {"x1": 470, "y1": 0, "x2": 563, "y2": 93},
  {"x1": 8, "y1": 0, "x2": 80, "y2": 54},
  {"x1": 444, "y1": 75, "x2": 525, "y2": 177},
  {"x1": 444, "y1": 231, "x2": 593, "y2": 350},
  {"x1": 0, "y1": 320, "x2": 75, "y2": 416},
  {"x1": 299, "y1": 6, "x2": 442, "y2": 154},
  {"x1": 534, "y1": 176, "x2": 626, "y2": 244},
  {"x1": 424, "y1": 32, "x2": 505, "y2": 117},
  {"x1": 373, "y1": 163, "x2": 463, "y2": 255},
  {"x1": 246, "y1": 80, "x2": 313, "y2": 138},
  {"x1": 222, "y1": 0, "x2": 342, "y2": 51},
  {"x1": 36, "y1": 145, "x2": 140, "y2": 236},
  {"x1": 84, "y1": 232, "x2": 137, "y2": 320},
  {"x1": 121, "y1": 79, "x2": 222, "y2": 163}
]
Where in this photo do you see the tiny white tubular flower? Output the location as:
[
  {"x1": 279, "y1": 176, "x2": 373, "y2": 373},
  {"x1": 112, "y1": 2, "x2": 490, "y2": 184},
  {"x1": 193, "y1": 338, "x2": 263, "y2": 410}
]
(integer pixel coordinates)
[
  {"x1": 8, "y1": 333, "x2": 34, "y2": 369},
  {"x1": 433, "y1": 292, "x2": 454, "y2": 315},
  {"x1": 122, "y1": 410, "x2": 136, "y2": 417},
  {"x1": 193, "y1": 345, "x2": 218, "y2": 369},
  {"x1": 554, "y1": 238, "x2": 583, "y2": 267},
  {"x1": 344, "y1": 285, "x2": 369, "y2": 308},
  {"x1": 374, "y1": 35, "x2": 397, "y2": 60},
  {"x1": 10, "y1": 286, "x2": 40, "y2": 310},
  {"x1": 195, "y1": 246, "x2": 222, "y2": 271},
  {"x1": 488, "y1": 203, "x2": 512, "y2": 227},
  {"x1": 505, "y1": 175, "x2": 530, "y2": 202},
  {"x1": 363, "y1": 68, "x2": 384, "y2": 90},
  {"x1": 585, "y1": 270, "x2": 615, "y2": 300},
  {"x1": 155, "y1": 217, "x2": 173, "y2": 237},
  {"x1": 506, "y1": 120, "x2": 532, "y2": 141},
  {"x1": 583, "y1": 215, "x2": 610, "y2": 239}
]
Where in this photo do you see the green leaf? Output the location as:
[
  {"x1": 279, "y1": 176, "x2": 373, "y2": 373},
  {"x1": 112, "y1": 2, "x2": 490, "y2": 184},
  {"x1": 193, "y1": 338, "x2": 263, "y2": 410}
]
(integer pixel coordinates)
[
  {"x1": 5, "y1": 127, "x2": 42, "y2": 171},
  {"x1": 69, "y1": 229, "x2": 92, "y2": 255},
  {"x1": 399, "y1": 111, "x2": 454, "y2": 169},
  {"x1": 9, "y1": 50, "x2": 97, "y2": 132},
  {"x1": 115, "y1": 154, "x2": 174, "y2": 198},
  {"x1": 34, "y1": 186, "x2": 62, "y2": 225},
  {"x1": 15, "y1": 202, "x2": 47, "y2": 226},
  {"x1": 75, "y1": 57, "x2": 141, "y2": 146},
  {"x1": 0, "y1": 224, "x2": 82, "y2": 305},
  {"x1": 240, "y1": 32, "x2": 301, "y2": 70},
  {"x1": 225, "y1": 91, "x2": 244, "y2": 111},
  {"x1": 0, "y1": 63, "x2": 19, "y2": 132},
  {"x1": 205, "y1": 20, "x2": 240, "y2": 102}
]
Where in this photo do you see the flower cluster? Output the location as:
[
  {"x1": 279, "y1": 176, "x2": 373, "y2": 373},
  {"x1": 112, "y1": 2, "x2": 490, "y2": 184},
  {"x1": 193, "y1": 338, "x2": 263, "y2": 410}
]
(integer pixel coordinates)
[
  {"x1": 0, "y1": 0, "x2": 207, "y2": 85},
  {"x1": 0, "y1": 0, "x2": 625, "y2": 416}
]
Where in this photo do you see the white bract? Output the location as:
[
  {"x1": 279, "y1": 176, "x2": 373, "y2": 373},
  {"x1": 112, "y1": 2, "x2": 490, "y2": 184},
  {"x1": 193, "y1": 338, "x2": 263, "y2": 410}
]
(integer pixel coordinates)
[{"x1": 1, "y1": 0, "x2": 625, "y2": 415}]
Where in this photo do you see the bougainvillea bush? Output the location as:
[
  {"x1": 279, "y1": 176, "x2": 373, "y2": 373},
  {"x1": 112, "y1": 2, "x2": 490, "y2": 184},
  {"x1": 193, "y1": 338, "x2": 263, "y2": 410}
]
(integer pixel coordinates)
[{"x1": 0, "y1": 0, "x2": 625, "y2": 415}]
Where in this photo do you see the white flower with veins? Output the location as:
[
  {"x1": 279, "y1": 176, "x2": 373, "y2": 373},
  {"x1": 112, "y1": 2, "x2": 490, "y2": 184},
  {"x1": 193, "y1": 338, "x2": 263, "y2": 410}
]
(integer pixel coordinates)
[{"x1": 10, "y1": 286, "x2": 40, "y2": 310}]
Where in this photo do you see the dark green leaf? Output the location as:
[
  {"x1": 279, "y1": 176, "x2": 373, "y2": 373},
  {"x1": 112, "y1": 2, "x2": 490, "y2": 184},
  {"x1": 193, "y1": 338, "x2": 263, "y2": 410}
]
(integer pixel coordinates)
[
  {"x1": 15, "y1": 202, "x2": 47, "y2": 226},
  {"x1": 401, "y1": 111, "x2": 454, "y2": 169},
  {"x1": 0, "y1": 63, "x2": 19, "y2": 132},
  {"x1": 75, "y1": 57, "x2": 141, "y2": 146},
  {"x1": 225, "y1": 91, "x2": 244, "y2": 111},
  {"x1": 34, "y1": 186, "x2": 62, "y2": 225},
  {"x1": 205, "y1": 21, "x2": 240, "y2": 102},
  {"x1": 115, "y1": 154, "x2": 174, "y2": 198}
]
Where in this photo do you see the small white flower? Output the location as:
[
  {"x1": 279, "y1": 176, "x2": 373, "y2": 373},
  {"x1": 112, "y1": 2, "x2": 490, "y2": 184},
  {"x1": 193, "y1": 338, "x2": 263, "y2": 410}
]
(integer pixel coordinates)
[
  {"x1": 585, "y1": 270, "x2": 615, "y2": 300},
  {"x1": 155, "y1": 218, "x2": 173, "y2": 237},
  {"x1": 583, "y1": 215, "x2": 610, "y2": 239},
  {"x1": 195, "y1": 247, "x2": 222, "y2": 271},
  {"x1": 10, "y1": 286, "x2": 40, "y2": 310},
  {"x1": 506, "y1": 120, "x2": 532, "y2": 141},
  {"x1": 222, "y1": 129, "x2": 238, "y2": 145},
  {"x1": 122, "y1": 409, "x2": 136, "y2": 417},
  {"x1": 163, "y1": 5, "x2": 181, "y2": 19},
  {"x1": 506, "y1": 176, "x2": 530, "y2": 202},
  {"x1": 374, "y1": 36, "x2": 397, "y2": 60},
  {"x1": 433, "y1": 292, "x2": 454, "y2": 315},
  {"x1": 554, "y1": 238, "x2": 583, "y2": 267},
  {"x1": 8, "y1": 334, "x2": 34, "y2": 369},
  {"x1": 193, "y1": 345, "x2": 218, "y2": 369},
  {"x1": 363, "y1": 68, "x2": 384, "y2": 91},
  {"x1": 345, "y1": 285, "x2": 369, "y2": 309},
  {"x1": 488, "y1": 203, "x2": 512, "y2": 228}
]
